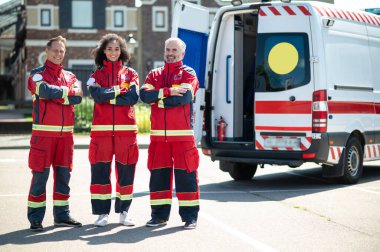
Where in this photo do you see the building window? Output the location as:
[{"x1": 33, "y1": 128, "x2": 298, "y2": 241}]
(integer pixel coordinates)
[
  {"x1": 114, "y1": 10, "x2": 124, "y2": 28},
  {"x1": 40, "y1": 9, "x2": 51, "y2": 26},
  {"x1": 152, "y1": 6, "x2": 168, "y2": 32},
  {"x1": 72, "y1": 0, "x2": 93, "y2": 28}
]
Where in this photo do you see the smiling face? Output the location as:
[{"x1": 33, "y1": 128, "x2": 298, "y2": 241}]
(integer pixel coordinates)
[
  {"x1": 164, "y1": 40, "x2": 185, "y2": 63},
  {"x1": 104, "y1": 40, "x2": 121, "y2": 62},
  {"x1": 46, "y1": 40, "x2": 66, "y2": 65}
]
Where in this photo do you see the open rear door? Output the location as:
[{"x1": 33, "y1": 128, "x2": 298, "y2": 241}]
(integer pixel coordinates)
[{"x1": 172, "y1": 0, "x2": 209, "y2": 143}]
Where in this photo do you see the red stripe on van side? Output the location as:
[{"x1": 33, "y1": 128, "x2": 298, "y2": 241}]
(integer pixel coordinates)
[
  {"x1": 334, "y1": 9, "x2": 343, "y2": 19},
  {"x1": 328, "y1": 102, "x2": 375, "y2": 114},
  {"x1": 330, "y1": 147, "x2": 335, "y2": 160},
  {"x1": 298, "y1": 6, "x2": 312, "y2": 16},
  {"x1": 313, "y1": 6, "x2": 324, "y2": 16},
  {"x1": 375, "y1": 103, "x2": 380, "y2": 114},
  {"x1": 268, "y1": 6, "x2": 281, "y2": 15},
  {"x1": 283, "y1": 6, "x2": 296, "y2": 15},
  {"x1": 255, "y1": 101, "x2": 312, "y2": 114},
  {"x1": 259, "y1": 8, "x2": 267, "y2": 16},
  {"x1": 255, "y1": 126, "x2": 312, "y2": 131},
  {"x1": 256, "y1": 140, "x2": 264, "y2": 150}
]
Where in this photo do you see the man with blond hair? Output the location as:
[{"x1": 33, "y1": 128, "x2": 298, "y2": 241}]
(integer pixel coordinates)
[{"x1": 27, "y1": 36, "x2": 83, "y2": 231}]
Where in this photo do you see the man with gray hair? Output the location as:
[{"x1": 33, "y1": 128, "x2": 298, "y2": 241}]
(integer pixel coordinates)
[{"x1": 140, "y1": 37, "x2": 200, "y2": 229}]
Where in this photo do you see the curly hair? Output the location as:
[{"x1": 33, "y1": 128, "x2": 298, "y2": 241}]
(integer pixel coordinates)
[{"x1": 92, "y1": 33, "x2": 130, "y2": 67}]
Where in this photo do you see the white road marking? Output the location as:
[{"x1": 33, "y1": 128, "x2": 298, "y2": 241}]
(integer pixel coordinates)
[{"x1": 199, "y1": 211, "x2": 278, "y2": 252}]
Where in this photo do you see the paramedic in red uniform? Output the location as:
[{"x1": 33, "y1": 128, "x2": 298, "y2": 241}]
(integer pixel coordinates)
[
  {"x1": 27, "y1": 36, "x2": 83, "y2": 231},
  {"x1": 87, "y1": 33, "x2": 139, "y2": 227},
  {"x1": 140, "y1": 37, "x2": 200, "y2": 229}
]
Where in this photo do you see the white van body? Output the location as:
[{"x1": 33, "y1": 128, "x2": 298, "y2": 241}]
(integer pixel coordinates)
[{"x1": 172, "y1": 0, "x2": 380, "y2": 183}]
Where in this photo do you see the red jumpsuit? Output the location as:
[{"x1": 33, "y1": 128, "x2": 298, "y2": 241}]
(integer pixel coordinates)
[
  {"x1": 87, "y1": 60, "x2": 139, "y2": 215},
  {"x1": 27, "y1": 59, "x2": 82, "y2": 224},
  {"x1": 140, "y1": 60, "x2": 200, "y2": 222}
]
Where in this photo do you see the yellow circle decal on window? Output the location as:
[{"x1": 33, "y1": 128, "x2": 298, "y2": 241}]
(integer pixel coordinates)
[{"x1": 268, "y1": 42, "x2": 299, "y2": 75}]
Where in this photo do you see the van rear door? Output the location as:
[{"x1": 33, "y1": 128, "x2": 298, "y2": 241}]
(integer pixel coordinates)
[
  {"x1": 254, "y1": 3, "x2": 314, "y2": 151},
  {"x1": 172, "y1": 0, "x2": 209, "y2": 143}
]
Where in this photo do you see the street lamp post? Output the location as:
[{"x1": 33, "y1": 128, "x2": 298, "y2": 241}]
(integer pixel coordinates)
[{"x1": 127, "y1": 33, "x2": 138, "y2": 67}]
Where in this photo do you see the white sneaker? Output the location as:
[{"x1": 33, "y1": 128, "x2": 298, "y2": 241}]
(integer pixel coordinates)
[
  {"x1": 119, "y1": 211, "x2": 135, "y2": 226},
  {"x1": 94, "y1": 214, "x2": 109, "y2": 227}
]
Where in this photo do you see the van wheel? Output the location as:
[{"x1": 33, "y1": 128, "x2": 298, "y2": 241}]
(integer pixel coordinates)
[
  {"x1": 229, "y1": 163, "x2": 257, "y2": 181},
  {"x1": 338, "y1": 137, "x2": 363, "y2": 184}
]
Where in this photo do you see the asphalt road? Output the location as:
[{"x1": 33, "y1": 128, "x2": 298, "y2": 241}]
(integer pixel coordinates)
[{"x1": 0, "y1": 148, "x2": 379, "y2": 251}]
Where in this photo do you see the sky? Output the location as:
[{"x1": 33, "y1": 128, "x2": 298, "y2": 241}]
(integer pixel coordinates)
[{"x1": 0, "y1": 0, "x2": 379, "y2": 9}]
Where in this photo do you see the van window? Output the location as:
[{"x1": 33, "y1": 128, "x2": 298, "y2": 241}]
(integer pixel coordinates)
[{"x1": 255, "y1": 33, "x2": 310, "y2": 92}]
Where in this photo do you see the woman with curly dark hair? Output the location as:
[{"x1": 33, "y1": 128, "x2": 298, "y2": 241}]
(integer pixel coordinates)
[{"x1": 86, "y1": 33, "x2": 139, "y2": 227}]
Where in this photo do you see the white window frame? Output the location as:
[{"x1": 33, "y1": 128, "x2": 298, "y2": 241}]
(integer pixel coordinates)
[
  {"x1": 106, "y1": 6, "x2": 129, "y2": 31},
  {"x1": 152, "y1": 6, "x2": 168, "y2": 32},
  {"x1": 27, "y1": 4, "x2": 58, "y2": 30}
]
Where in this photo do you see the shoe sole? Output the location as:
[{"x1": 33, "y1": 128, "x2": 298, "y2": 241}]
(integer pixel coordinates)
[
  {"x1": 30, "y1": 227, "x2": 43, "y2": 232},
  {"x1": 120, "y1": 222, "x2": 135, "y2": 226},
  {"x1": 146, "y1": 222, "x2": 167, "y2": 227},
  {"x1": 54, "y1": 222, "x2": 82, "y2": 227},
  {"x1": 184, "y1": 225, "x2": 196, "y2": 230}
]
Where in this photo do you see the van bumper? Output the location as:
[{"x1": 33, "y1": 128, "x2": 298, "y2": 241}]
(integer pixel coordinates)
[{"x1": 203, "y1": 133, "x2": 330, "y2": 167}]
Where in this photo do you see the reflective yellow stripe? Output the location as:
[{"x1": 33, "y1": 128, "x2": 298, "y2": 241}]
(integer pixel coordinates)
[
  {"x1": 129, "y1": 81, "x2": 137, "y2": 87},
  {"x1": 158, "y1": 88, "x2": 164, "y2": 99},
  {"x1": 28, "y1": 201, "x2": 46, "y2": 208},
  {"x1": 150, "y1": 199, "x2": 172, "y2": 206},
  {"x1": 178, "y1": 200, "x2": 199, "y2": 207},
  {"x1": 158, "y1": 99, "x2": 164, "y2": 108},
  {"x1": 114, "y1": 85, "x2": 121, "y2": 97},
  {"x1": 91, "y1": 124, "x2": 138, "y2": 131},
  {"x1": 150, "y1": 130, "x2": 194, "y2": 136},
  {"x1": 116, "y1": 192, "x2": 133, "y2": 201},
  {"x1": 35, "y1": 81, "x2": 42, "y2": 95},
  {"x1": 32, "y1": 124, "x2": 73, "y2": 132},
  {"x1": 53, "y1": 200, "x2": 69, "y2": 206},
  {"x1": 91, "y1": 194, "x2": 112, "y2": 200},
  {"x1": 63, "y1": 96, "x2": 69, "y2": 105},
  {"x1": 180, "y1": 83, "x2": 194, "y2": 98},
  {"x1": 61, "y1": 86, "x2": 69, "y2": 98},
  {"x1": 141, "y1": 83, "x2": 154, "y2": 90}
]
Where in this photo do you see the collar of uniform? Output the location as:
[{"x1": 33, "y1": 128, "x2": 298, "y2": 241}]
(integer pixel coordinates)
[
  {"x1": 45, "y1": 60, "x2": 63, "y2": 74},
  {"x1": 102, "y1": 59, "x2": 123, "y2": 70},
  {"x1": 164, "y1": 60, "x2": 183, "y2": 74}
]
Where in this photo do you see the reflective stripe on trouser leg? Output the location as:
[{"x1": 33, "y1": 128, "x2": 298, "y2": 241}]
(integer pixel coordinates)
[
  {"x1": 90, "y1": 161, "x2": 112, "y2": 215},
  {"x1": 28, "y1": 168, "x2": 50, "y2": 223},
  {"x1": 149, "y1": 167, "x2": 173, "y2": 220},
  {"x1": 175, "y1": 169, "x2": 200, "y2": 222},
  {"x1": 115, "y1": 162, "x2": 136, "y2": 213},
  {"x1": 53, "y1": 165, "x2": 71, "y2": 222}
]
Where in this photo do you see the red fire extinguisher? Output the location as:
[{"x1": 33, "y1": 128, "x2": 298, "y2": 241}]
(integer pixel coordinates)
[{"x1": 217, "y1": 116, "x2": 227, "y2": 141}]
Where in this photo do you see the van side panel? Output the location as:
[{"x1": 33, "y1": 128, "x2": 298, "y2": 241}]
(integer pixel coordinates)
[{"x1": 367, "y1": 25, "x2": 380, "y2": 145}]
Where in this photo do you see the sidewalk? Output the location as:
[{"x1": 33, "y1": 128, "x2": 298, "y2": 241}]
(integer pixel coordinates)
[{"x1": 0, "y1": 134, "x2": 151, "y2": 149}]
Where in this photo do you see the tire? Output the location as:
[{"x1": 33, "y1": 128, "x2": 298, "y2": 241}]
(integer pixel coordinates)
[
  {"x1": 225, "y1": 162, "x2": 257, "y2": 181},
  {"x1": 338, "y1": 137, "x2": 363, "y2": 184}
]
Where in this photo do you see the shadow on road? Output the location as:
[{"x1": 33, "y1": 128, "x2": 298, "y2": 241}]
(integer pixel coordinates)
[
  {"x1": 199, "y1": 165, "x2": 380, "y2": 202},
  {"x1": 0, "y1": 224, "x2": 185, "y2": 245}
]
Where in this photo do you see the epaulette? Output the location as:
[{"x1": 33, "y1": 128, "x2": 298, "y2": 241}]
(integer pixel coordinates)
[
  {"x1": 30, "y1": 66, "x2": 45, "y2": 75},
  {"x1": 181, "y1": 65, "x2": 196, "y2": 76}
]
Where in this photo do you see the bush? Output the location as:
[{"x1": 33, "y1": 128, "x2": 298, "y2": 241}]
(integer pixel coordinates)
[{"x1": 74, "y1": 98, "x2": 151, "y2": 134}]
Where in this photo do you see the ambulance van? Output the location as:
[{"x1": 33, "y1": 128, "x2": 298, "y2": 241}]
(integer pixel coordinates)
[{"x1": 172, "y1": 0, "x2": 380, "y2": 184}]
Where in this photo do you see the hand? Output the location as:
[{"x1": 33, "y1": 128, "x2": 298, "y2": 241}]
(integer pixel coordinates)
[
  {"x1": 170, "y1": 87, "x2": 187, "y2": 96},
  {"x1": 72, "y1": 87, "x2": 83, "y2": 97}
]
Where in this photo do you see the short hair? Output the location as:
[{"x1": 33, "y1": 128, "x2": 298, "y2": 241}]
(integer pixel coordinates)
[
  {"x1": 165, "y1": 37, "x2": 186, "y2": 53},
  {"x1": 46, "y1": 36, "x2": 67, "y2": 49},
  {"x1": 92, "y1": 33, "x2": 131, "y2": 67}
]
